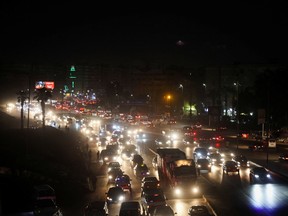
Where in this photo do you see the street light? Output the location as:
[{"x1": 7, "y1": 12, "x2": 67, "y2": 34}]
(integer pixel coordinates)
[
  {"x1": 234, "y1": 82, "x2": 240, "y2": 150},
  {"x1": 179, "y1": 84, "x2": 184, "y2": 114}
]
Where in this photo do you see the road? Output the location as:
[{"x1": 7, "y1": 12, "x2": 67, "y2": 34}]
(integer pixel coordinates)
[
  {"x1": 80, "y1": 124, "x2": 288, "y2": 216},
  {"x1": 2, "y1": 107, "x2": 288, "y2": 216}
]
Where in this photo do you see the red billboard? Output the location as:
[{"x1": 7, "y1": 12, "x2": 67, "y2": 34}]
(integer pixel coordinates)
[{"x1": 35, "y1": 81, "x2": 55, "y2": 90}]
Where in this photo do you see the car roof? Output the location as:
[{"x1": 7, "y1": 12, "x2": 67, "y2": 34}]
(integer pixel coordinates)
[
  {"x1": 120, "y1": 201, "x2": 140, "y2": 209},
  {"x1": 142, "y1": 176, "x2": 158, "y2": 182}
]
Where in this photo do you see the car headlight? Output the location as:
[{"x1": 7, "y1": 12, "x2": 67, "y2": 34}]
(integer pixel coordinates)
[
  {"x1": 192, "y1": 187, "x2": 199, "y2": 193},
  {"x1": 255, "y1": 174, "x2": 259, "y2": 178},
  {"x1": 175, "y1": 188, "x2": 182, "y2": 195},
  {"x1": 119, "y1": 195, "x2": 125, "y2": 201},
  {"x1": 267, "y1": 174, "x2": 271, "y2": 178}
]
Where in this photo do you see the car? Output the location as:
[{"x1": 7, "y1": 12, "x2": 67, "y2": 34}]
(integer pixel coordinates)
[
  {"x1": 115, "y1": 174, "x2": 132, "y2": 192},
  {"x1": 141, "y1": 188, "x2": 165, "y2": 198},
  {"x1": 105, "y1": 186, "x2": 126, "y2": 204},
  {"x1": 209, "y1": 152, "x2": 224, "y2": 166},
  {"x1": 188, "y1": 205, "x2": 213, "y2": 216},
  {"x1": 33, "y1": 184, "x2": 56, "y2": 202},
  {"x1": 141, "y1": 189, "x2": 167, "y2": 215},
  {"x1": 183, "y1": 136, "x2": 196, "y2": 145},
  {"x1": 83, "y1": 201, "x2": 109, "y2": 216},
  {"x1": 119, "y1": 201, "x2": 143, "y2": 216},
  {"x1": 155, "y1": 137, "x2": 168, "y2": 145},
  {"x1": 141, "y1": 176, "x2": 159, "y2": 184},
  {"x1": 141, "y1": 180, "x2": 160, "y2": 191},
  {"x1": 193, "y1": 147, "x2": 208, "y2": 160},
  {"x1": 107, "y1": 161, "x2": 121, "y2": 172},
  {"x1": 249, "y1": 166, "x2": 272, "y2": 184},
  {"x1": 151, "y1": 204, "x2": 175, "y2": 216},
  {"x1": 279, "y1": 152, "x2": 288, "y2": 161},
  {"x1": 100, "y1": 149, "x2": 119, "y2": 164},
  {"x1": 232, "y1": 154, "x2": 250, "y2": 167},
  {"x1": 196, "y1": 158, "x2": 211, "y2": 173},
  {"x1": 222, "y1": 160, "x2": 239, "y2": 175},
  {"x1": 107, "y1": 168, "x2": 124, "y2": 183},
  {"x1": 134, "y1": 163, "x2": 150, "y2": 178},
  {"x1": 130, "y1": 154, "x2": 144, "y2": 168},
  {"x1": 33, "y1": 199, "x2": 63, "y2": 216},
  {"x1": 249, "y1": 143, "x2": 266, "y2": 151}
]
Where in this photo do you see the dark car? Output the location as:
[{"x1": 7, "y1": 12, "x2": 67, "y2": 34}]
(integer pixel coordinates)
[
  {"x1": 249, "y1": 143, "x2": 266, "y2": 151},
  {"x1": 130, "y1": 154, "x2": 144, "y2": 168},
  {"x1": 209, "y1": 152, "x2": 224, "y2": 166},
  {"x1": 115, "y1": 174, "x2": 132, "y2": 192},
  {"x1": 188, "y1": 205, "x2": 213, "y2": 216},
  {"x1": 105, "y1": 186, "x2": 126, "y2": 204},
  {"x1": 107, "y1": 161, "x2": 121, "y2": 172},
  {"x1": 107, "y1": 168, "x2": 124, "y2": 183},
  {"x1": 151, "y1": 204, "x2": 175, "y2": 216},
  {"x1": 193, "y1": 147, "x2": 208, "y2": 160},
  {"x1": 134, "y1": 163, "x2": 150, "y2": 178},
  {"x1": 222, "y1": 160, "x2": 239, "y2": 175},
  {"x1": 279, "y1": 152, "x2": 288, "y2": 161},
  {"x1": 250, "y1": 166, "x2": 272, "y2": 184},
  {"x1": 196, "y1": 158, "x2": 211, "y2": 173},
  {"x1": 119, "y1": 201, "x2": 143, "y2": 216},
  {"x1": 232, "y1": 155, "x2": 250, "y2": 167},
  {"x1": 83, "y1": 201, "x2": 109, "y2": 216}
]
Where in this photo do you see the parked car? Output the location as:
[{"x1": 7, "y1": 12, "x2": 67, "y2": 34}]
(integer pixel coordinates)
[
  {"x1": 222, "y1": 160, "x2": 239, "y2": 175},
  {"x1": 33, "y1": 199, "x2": 63, "y2": 216},
  {"x1": 83, "y1": 201, "x2": 109, "y2": 216},
  {"x1": 188, "y1": 205, "x2": 213, "y2": 216},
  {"x1": 250, "y1": 166, "x2": 271, "y2": 184}
]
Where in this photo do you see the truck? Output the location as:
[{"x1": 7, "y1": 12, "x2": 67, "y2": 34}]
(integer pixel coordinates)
[{"x1": 156, "y1": 147, "x2": 199, "y2": 197}]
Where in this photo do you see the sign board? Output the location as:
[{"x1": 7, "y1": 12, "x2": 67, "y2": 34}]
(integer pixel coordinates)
[
  {"x1": 35, "y1": 81, "x2": 55, "y2": 90},
  {"x1": 257, "y1": 109, "x2": 266, "y2": 124}
]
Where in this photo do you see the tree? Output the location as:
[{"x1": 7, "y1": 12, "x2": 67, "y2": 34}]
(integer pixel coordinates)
[
  {"x1": 33, "y1": 87, "x2": 52, "y2": 128},
  {"x1": 17, "y1": 90, "x2": 29, "y2": 129}
]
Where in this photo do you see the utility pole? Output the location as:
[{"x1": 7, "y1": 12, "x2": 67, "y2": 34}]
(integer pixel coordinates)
[
  {"x1": 235, "y1": 81, "x2": 240, "y2": 150},
  {"x1": 266, "y1": 77, "x2": 270, "y2": 167},
  {"x1": 27, "y1": 71, "x2": 32, "y2": 128}
]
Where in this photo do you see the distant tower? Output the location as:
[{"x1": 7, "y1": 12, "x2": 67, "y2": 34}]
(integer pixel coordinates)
[{"x1": 69, "y1": 65, "x2": 77, "y2": 96}]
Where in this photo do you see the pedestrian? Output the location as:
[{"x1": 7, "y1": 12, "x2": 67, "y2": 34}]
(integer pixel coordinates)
[
  {"x1": 96, "y1": 150, "x2": 100, "y2": 161},
  {"x1": 88, "y1": 149, "x2": 92, "y2": 163}
]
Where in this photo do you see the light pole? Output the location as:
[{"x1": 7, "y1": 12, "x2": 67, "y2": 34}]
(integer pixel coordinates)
[
  {"x1": 179, "y1": 84, "x2": 184, "y2": 114},
  {"x1": 234, "y1": 82, "x2": 240, "y2": 150}
]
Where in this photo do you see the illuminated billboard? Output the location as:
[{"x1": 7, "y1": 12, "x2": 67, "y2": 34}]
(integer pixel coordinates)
[{"x1": 35, "y1": 81, "x2": 55, "y2": 90}]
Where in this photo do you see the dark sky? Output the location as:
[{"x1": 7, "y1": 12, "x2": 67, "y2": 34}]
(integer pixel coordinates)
[{"x1": 1, "y1": 1, "x2": 288, "y2": 66}]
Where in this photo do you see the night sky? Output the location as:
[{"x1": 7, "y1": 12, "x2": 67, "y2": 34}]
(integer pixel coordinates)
[{"x1": 1, "y1": 1, "x2": 288, "y2": 66}]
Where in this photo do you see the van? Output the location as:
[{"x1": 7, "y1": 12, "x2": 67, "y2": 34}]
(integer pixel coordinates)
[{"x1": 119, "y1": 201, "x2": 143, "y2": 216}]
